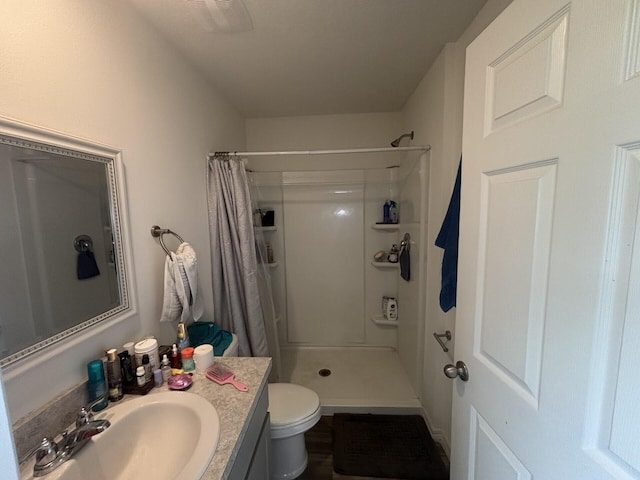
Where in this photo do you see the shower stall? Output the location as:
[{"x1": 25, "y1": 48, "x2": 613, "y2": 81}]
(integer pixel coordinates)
[{"x1": 241, "y1": 145, "x2": 430, "y2": 414}]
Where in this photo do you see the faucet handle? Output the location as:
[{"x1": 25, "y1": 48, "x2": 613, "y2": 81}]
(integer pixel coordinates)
[
  {"x1": 76, "y1": 395, "x2": 106, "y2": 427},
  {"x1": 20, "y1": 437, "x2": 58, "y2": 466}
]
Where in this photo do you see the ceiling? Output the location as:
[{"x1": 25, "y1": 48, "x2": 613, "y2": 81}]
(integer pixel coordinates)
[{"x1": 130, "y1": 0, "x2": 488, "y2": 118}]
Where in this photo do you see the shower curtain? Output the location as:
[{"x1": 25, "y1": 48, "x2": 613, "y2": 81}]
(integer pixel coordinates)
[{"x1": 207, "y1": 155, "x2": 281, "y2": 380}]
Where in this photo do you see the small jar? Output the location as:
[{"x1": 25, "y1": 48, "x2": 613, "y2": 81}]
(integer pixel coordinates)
[
  {"x1": 134, "y1": 338, "x2": 159, "y2": 372},
  {"x1": 136, "y1": 366, "x2": 146, "y2": 387},
  {"x1": 153, "y1": 369, "x2": 163, "y2": 387},
  {"x1": 181, "y1": 347, "x2": 195, "y2": 373}
]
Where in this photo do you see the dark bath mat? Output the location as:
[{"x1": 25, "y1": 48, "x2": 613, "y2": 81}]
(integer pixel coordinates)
[{"x1": 332, "y1": 414, "x2": 448, "y2": 479}]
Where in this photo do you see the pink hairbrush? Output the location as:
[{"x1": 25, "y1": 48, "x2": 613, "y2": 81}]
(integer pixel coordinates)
[{"x1": 205, "y1": 363, "x2": 248, "y2": 392}]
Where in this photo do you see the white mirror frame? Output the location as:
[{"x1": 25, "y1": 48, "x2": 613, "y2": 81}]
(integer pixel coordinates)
[{"x1": 0, "y1": 116, "x2": 137, "y2": 371}]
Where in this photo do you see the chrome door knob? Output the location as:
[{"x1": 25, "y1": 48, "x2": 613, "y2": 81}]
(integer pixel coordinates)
[{"x1": 443, "y1": 361, "x2": 469, "y2": 381}]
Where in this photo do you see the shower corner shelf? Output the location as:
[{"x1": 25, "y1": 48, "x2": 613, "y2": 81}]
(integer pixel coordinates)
[
  {"x1": 266, "y1": 262, "x2": 279, "y2": 268},
  {"x1": 371, "y1": 315, "x2": 398, "y2": 327},
  {"x1": 370, "y1": 223, "x2": 400, "y2": 231},
  {"x1": 370, "y1": 261, "x2": 400, "y2": 269},
  {"x1": 256, "y1": 225, "x2": 278, "y2": 232}
]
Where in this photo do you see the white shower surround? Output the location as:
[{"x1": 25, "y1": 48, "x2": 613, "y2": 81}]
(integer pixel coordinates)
[{"x1": 252, "y1": 151, "x2": 428, "y2": 409}]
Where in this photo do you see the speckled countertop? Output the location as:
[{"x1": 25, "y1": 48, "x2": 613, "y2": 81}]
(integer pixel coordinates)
[
  {"x1": 156, "y1": 357, "x2": 271, "y2": 480},
  {"x1": 15, "y1": 356, "x2": 271, "y2": 479},
  {"x1": 15, "y1": 357, "x2": 271, "y2": 479}
]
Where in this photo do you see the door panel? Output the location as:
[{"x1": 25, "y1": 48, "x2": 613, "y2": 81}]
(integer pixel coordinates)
[
  {"x1": 469, "y1": 408, "x2": 532, "y2": 480},
  {"x1": 476, "y1": 162, "x2": 555, "y2": 405}
]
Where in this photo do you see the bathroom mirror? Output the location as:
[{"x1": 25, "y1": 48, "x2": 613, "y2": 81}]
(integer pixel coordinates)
[{"x1": 0, "y1": 117, "x2": 133, "y2": 367}]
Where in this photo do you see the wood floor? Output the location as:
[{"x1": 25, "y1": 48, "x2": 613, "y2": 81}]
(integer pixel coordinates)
[{"x1": 298, "y1": 416, "x2": 450, "y2": 480}]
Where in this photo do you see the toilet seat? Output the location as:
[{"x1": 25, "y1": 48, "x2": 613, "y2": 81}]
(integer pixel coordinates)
[{"x1": 268, "y1": 383, "x2": 321, "y2": 439}]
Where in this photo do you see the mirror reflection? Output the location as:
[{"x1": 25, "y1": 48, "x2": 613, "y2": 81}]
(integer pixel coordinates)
[{"x1": 0, "y1": 130, "x2": 128, "y2": 366}]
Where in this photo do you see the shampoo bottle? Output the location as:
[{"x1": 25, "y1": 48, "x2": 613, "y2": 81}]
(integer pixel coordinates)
[
  {"x1": 383, "y1": 201, "x2": 390, "y2": 223},
  {"x1": 389, "y1": 201, "x2": 398, "y2": 224}
]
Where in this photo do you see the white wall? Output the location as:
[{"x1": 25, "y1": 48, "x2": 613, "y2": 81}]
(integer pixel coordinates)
[
  {"x1": 0, "y1": 0, "x2": 245, "y2": 422},
  {"x1": 246, "y1": 113, "x2": 404, "y2": 171},
  {"x1": 401, "y1": 0, "x2": 514, "y2": 453}
]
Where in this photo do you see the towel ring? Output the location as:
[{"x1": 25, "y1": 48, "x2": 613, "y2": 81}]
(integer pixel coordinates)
[
  {"x1": 150, "y1": 225, "x2": 185, "y2": 260},
  {"x1": 74, "y1": 234, "x2": 94, "y2": 253}
]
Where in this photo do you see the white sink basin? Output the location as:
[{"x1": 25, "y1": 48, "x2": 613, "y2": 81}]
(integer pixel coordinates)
[{"x1": 22, "y1": 391, "x2": 220, "y2": 480}]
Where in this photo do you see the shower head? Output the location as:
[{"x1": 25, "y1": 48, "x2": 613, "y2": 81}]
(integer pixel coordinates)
[{"x1": 390, "y1": 131, "x2": 414, "y2": 147}]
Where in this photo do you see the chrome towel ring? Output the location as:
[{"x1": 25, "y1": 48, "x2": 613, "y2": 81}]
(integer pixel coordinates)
[{"x1": 150, "y1": 225, "x2": 185, "y2": 260}]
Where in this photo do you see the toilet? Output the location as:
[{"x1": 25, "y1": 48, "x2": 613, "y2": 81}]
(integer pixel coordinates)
[
  {"x1": 222, "y1": 334, "x2": 321, "y2": 479},
  {"x1": 268, "y1": 383, "x2": 321, "y2": 479}
]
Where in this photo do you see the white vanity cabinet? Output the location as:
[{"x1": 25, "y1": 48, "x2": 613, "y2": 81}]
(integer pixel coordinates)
[{"x1": 226, "y1": 381, "x2": 270, "y2": 480}]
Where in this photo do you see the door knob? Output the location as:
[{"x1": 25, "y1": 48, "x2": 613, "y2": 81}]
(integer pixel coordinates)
[{"x1": 443, "y1": 361, "x2": 469, "y2": 381}]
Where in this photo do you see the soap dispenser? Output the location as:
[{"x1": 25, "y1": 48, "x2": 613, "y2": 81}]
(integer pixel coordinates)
[{"x1": 177, "y1": 322, "x2": 190, "y2": 351}]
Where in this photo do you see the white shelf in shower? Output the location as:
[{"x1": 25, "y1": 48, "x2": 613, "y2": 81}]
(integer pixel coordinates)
[
  {"x1": 370, "y1": 261, "x2": 399, "y2": 269},
  {"x1": 266, "y1": 262, "x2": 279, "y2": 268},
  {"x1": 371, "y1": 223, "x2": 400, "y2": 231},
  {"x1": 371, "y1": 315, "x2": 398, "y2": 327}
]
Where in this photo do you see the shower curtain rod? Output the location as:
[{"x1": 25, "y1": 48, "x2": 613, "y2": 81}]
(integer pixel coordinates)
[{"x1": 209, "y1": 145, "x2": 431, "y2": 158}]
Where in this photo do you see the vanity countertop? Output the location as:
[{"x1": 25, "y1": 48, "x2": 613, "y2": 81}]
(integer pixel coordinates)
[{"x1": 146, "y1": 356, "x2": 271, "y2": 480}]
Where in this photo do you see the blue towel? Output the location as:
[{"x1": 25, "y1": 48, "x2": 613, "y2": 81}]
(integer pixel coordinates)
[
  {"x1": 435, "y1": 159, "x2": 461, "y2": 312},
  {"x1": 187, "y1": 321, "x2": 233, "y2": 356},
  {"x1": 400, "y1": 247, "x2": 410, "y2": 281},
  {"x1": 77, "y1": 251, "x2": 100, "y2": 280}
]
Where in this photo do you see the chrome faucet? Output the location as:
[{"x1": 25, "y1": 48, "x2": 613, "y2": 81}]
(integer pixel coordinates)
[{"x1": 22, "y1": 397, "x2": 111, "y2": 477}]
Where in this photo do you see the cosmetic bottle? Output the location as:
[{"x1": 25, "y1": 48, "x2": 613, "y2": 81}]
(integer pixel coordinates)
[
  {"x1": 136, "y1": 366, "x2": 146, "y2": 387},
  {"x1": 177, "y1": 322, "x2": 190, "y2": 351},
  {"x1": 383, "y1": 201, "x2": 390, "y2": 223},
  {"x1": 119, "y1": 350, "x2": 135, "y2": 385},
  {"x1": 161, "y1": 354, "x2": 171, "y2": 382},
  {"x1": 170, "y1": 343, "x2": 182, "y2": 370},
  {"x1": 105, "y1": 349, "x2": 123, "y2": 402},
  {"x1": 387, "y1": 244, "x2": 399, "y2": 263},
  {"x1": 87, "y1": 359, "x2": 108, "y2": 411},
  {"x1": 141, "y1": 354, "x2": 152, "y2": 383}
]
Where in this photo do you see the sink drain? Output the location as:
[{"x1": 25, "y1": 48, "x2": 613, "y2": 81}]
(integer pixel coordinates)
[{"x1": 318, "y1": 368, "x2": 331, "y2": 377}]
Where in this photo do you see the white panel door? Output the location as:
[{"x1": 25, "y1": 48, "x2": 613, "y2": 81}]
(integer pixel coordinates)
[{"x1": 452, "y1": 0, "x2": 640, "y2": 479}]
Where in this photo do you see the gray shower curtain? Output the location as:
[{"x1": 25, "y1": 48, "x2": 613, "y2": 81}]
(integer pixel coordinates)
[{"x1": 207, "y1": 155, "x2": 281, "y2": 379}]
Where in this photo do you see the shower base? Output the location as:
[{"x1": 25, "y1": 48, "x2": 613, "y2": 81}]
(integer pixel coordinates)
[{"x1": 280, "y1": 346, "x2": 421, "y2": 415}]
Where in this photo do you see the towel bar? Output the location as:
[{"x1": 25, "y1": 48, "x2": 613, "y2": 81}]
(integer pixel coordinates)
[
  {"x1": 433, "y1": 330, "x2": 452, "y2": 353},
  {"x1": 150, "y1": 225, "x2": 185, "y2": 260}
]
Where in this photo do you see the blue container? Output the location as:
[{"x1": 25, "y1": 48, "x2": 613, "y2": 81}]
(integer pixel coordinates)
[
  {"x1": 383, "y1": 201, "x2": 390, "y2": 223},
  {"x1": 87, "y1": 359, "x2": 108, "y2": 411}
]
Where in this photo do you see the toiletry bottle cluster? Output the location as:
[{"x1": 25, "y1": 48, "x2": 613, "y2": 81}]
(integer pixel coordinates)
[{"x1": 86, "y1": 321, "x2": 195, "y2": 411}]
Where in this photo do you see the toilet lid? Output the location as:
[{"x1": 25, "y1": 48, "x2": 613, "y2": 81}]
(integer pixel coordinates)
[{"x1": 268, "y1": 383, "x2": 320, "y2": 427}]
